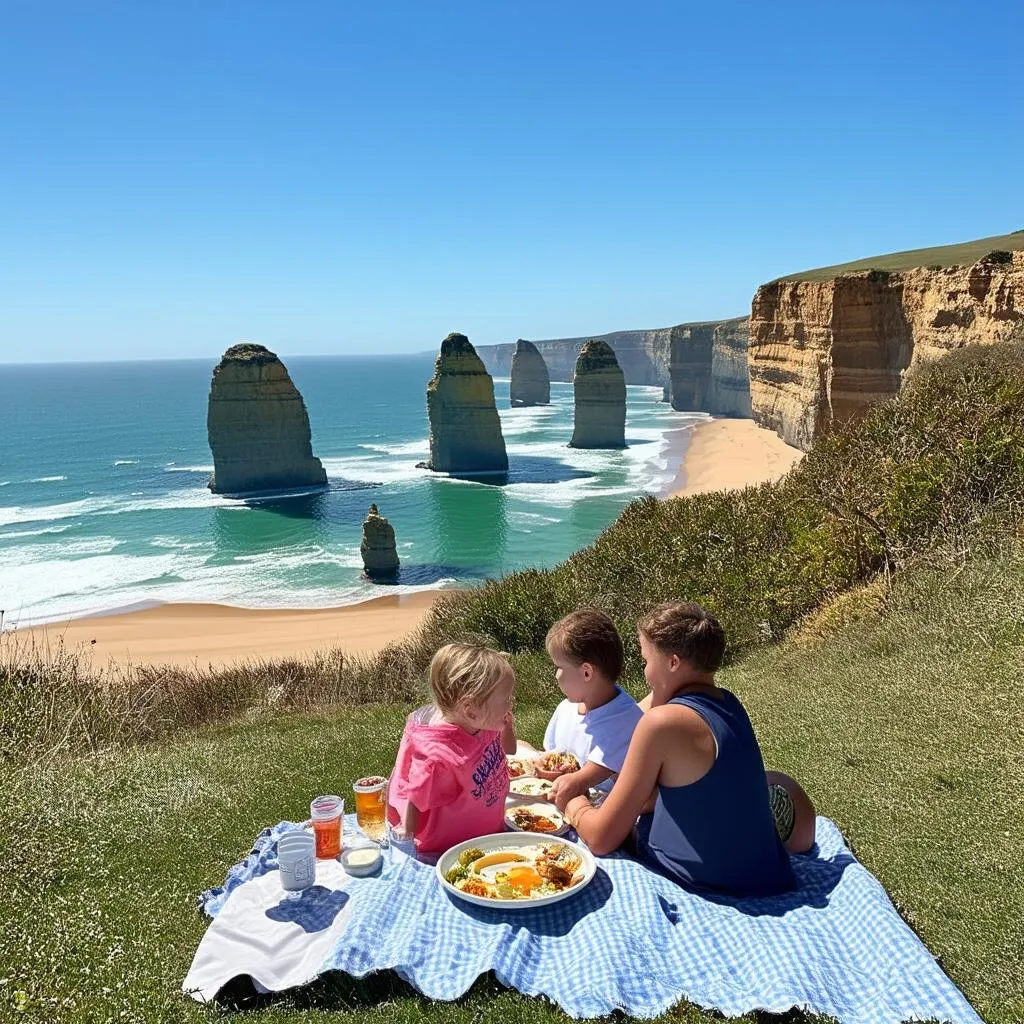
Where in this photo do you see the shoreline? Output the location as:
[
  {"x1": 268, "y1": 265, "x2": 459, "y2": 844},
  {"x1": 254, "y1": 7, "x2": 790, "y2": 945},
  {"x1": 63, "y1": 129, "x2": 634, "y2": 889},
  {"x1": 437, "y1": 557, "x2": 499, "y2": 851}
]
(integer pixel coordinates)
[
  {"x1": 7, "y1": 417, "x2": 802, "y2": 670},
  {"x1": 10, "y1": 590, "x2": 447, "y2": 671},
  {"x1": 666, "y1": 417, "x2": 804, "y2": 499}
]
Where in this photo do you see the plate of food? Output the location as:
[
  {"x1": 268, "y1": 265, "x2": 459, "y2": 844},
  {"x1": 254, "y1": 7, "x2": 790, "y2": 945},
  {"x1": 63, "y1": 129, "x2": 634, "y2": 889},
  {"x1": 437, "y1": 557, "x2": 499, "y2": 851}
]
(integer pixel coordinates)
[
  {"x1": 437, "y1": 832, "x2": 595, "y2": 909},
  {"x1": 534, "y1": 750, "x2": 581, "y2": 779},
  {"x1": 505, "y1": 755, "x2": 534, "y2": 779},
  {"x1": 505, "y1": 801, "x2": 568, "y2": 836},
  {"x1": 508, "y1": 776, "x2": 553, "y2": 801}
]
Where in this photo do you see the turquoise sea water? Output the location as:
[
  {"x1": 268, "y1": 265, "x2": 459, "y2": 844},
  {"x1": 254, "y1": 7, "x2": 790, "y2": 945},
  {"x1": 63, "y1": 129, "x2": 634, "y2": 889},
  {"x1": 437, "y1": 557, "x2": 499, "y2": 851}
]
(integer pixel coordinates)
[{"x1": 0, "y1": 357, "x2": 705, "y2": 625}]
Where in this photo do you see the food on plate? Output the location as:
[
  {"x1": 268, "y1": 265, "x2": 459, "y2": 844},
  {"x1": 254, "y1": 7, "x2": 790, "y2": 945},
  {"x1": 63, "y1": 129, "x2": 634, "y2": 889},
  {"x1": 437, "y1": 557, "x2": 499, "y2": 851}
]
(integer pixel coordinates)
[
  {"x1": 536, "y1": 751, "x2": 580, "y2": 774},
  {"x1": 505, "y1": 756, "x2": 533, "y2": 779},
  {"x1": 445, "y1": 842, "x2": 584, "y2": 901},
  {"x1": 507, "y1": 803, "x2": 565, "y2": 834},
  {"x1": 509, "y1": 777, "x2": 553, "y2": 798},
  {"x1": 443, "y1": 846, "x2": 486, "y2": 885}
]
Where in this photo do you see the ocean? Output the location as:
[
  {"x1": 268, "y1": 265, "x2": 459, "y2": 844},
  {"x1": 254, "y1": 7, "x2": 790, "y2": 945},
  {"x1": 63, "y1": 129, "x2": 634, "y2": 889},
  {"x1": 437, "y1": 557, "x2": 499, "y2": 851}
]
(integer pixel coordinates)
[{"x1": 0, "y1": 356, "x2": 705, "y2": 626}]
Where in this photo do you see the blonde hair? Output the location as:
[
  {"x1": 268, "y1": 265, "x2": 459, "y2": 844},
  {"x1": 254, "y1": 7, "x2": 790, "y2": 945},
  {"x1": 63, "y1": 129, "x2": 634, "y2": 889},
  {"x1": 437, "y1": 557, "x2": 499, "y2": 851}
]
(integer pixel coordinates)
[{"x1": 429, "y1": 643, "x2": 510, "y2": 715}]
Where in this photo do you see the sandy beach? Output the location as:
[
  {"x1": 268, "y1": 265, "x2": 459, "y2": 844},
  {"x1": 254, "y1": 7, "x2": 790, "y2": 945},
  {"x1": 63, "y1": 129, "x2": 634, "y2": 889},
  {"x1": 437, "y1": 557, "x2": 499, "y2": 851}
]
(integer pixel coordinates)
[
  {"x1": 668, "y1": 418, "x2": 804, "y2": 498},
  {"x1": 14, "y1": 591, "x2": 445, "y2": 671}
]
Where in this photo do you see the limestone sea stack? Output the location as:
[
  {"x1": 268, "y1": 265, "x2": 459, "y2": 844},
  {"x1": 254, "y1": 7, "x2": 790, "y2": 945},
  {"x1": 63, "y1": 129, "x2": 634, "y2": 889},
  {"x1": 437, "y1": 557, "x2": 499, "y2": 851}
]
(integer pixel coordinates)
[
  {"x1": 207, "y1": 343, "x2": 327, "y2": 495},
  {"x1": 360, "y1": 504, "x2": 400, "y2": 580},
  {"x1": 509, "y1": 339, "x2": 551, "y2": 406},
  {"x1": 569, "y1": 340, "x2": 627, "y2": 449},
  {"x1": 423, "y1": 333, "x2": 509, "y2": 474}
]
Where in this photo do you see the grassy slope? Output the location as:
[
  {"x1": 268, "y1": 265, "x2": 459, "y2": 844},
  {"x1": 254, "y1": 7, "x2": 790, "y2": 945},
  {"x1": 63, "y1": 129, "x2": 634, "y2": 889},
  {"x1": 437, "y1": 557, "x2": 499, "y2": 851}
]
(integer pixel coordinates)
[
  {"x1": 2, "y1": 552, "x2": 1022, "y2": 1024},
  {"x1": 776, "y1": 229, "x2": 1024, "y2": 282}
]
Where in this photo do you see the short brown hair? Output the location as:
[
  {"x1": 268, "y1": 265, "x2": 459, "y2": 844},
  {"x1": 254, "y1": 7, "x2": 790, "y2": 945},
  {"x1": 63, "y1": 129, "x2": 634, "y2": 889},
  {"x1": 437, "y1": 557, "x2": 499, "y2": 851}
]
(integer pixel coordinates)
[
  {"x1": 637, "y1": 602, "x2": 725, "y2": 673},
  {"x1": 429, "y1": 643, "x2": 511, "y2": 716},
  {"x1": 546, "y1": 609, "x2": 624, "y2": 682}
]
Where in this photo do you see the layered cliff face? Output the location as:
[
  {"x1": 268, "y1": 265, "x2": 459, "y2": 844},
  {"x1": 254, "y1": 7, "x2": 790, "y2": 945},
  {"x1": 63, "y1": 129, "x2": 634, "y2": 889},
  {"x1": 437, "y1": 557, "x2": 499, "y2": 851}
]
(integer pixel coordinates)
[
  {"x1": 424, "y1": 333, "x2": 508, "y2": 474},
  {"x1": 477, "y1": 318, "x2": 752, "y2": 418},
  {"x1": 360, "y1": 503, "x2": 399, "y2": 580},
  {"x1": 509, "y1": 339, "x2": 551, "y2": 406},
  {"x1": 749, "y1": 250, "x2": 1024, "y2": 450},
  {"x1": 708, "y1": 319, "x2": 753, "y2": 417},
  {"x1": 569, "y1": 340, "x2": 626, "y2": 449},
  {"x1": 207, "y1": 343, "x2": 327, "y2": 495}
]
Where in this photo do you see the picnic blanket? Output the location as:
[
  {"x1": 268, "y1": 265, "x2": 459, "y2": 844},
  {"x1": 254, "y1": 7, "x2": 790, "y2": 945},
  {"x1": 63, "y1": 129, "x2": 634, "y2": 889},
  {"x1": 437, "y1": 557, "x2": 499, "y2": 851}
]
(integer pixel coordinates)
[{"x1": 185, "y1": 814, "x2": 982, "y2": 1024}]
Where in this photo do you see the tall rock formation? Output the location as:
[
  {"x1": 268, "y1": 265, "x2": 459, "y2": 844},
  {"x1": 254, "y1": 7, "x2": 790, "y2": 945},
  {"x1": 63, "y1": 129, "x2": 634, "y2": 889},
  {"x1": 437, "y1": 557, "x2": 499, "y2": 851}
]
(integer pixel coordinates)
[
  {"x1": 360, "y1": 504, "x2": 399, "y2": 580},
  {"x1": 749, "y1": 250, "x2": 1024, "y2": 450},
  {"x1": 423, "y1": 333, "x2": 508, "y2": 474},
  {"x1": 509, "y1": 339, "x2": 551, "y2": 406},
  {"x1": 207, "y1": 343, "x2": 327, "y2": 495},
  {"x1": 569, "y1": 340, "x2": 626, "y2": 449},
  {"x1": 476, "y1": 318, "x2": 753, "y2": 418}
]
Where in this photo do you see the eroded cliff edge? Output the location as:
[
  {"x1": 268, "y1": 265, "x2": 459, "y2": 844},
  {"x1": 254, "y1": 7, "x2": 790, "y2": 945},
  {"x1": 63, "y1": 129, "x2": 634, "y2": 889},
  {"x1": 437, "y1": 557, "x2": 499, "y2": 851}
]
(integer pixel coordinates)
[
  {"x1": 207, "y1": 343, "x2": 327, "y2": 495},
  {"x1": 749, "y1": 249, "x2": 1024, "y2": 450}
]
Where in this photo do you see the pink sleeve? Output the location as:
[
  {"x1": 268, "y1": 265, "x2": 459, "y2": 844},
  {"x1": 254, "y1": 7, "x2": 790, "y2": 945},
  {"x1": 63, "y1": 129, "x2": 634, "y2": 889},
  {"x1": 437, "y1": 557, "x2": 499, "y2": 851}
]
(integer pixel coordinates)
[{"x1": 405, "y1": 752, "x2": 459, "y2": 812}]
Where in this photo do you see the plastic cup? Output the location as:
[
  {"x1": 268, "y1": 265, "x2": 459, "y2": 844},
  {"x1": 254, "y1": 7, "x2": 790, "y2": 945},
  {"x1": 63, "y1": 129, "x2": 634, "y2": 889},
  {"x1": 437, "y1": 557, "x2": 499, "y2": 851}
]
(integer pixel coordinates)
[
  {"x1": 353, "y1": 776, "x2": 388, "y2": 843},
  {"x1": 277, "y1": 831, "x2": 316, "y2": 893},
  {"x1": 310, "y1": 795, "x2": 344, "y2": 859}
]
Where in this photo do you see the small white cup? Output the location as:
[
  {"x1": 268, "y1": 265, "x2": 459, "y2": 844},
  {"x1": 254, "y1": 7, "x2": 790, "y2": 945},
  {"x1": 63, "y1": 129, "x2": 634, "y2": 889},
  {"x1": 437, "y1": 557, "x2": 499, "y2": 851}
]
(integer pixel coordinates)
[{"x1": 278, "y1": 831, "x2": 316, "y2": 893}]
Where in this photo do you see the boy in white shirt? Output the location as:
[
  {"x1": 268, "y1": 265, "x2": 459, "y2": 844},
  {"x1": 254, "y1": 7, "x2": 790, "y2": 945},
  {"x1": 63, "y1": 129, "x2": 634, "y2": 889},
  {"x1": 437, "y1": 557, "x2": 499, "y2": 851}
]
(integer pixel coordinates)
[{"x1": 540, "y1": 609, "x2": 643, "y2": 805}]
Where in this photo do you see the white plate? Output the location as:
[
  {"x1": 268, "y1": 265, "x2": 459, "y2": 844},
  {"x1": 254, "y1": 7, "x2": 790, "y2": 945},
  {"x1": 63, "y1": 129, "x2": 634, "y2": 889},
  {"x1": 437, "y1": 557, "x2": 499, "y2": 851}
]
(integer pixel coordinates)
[
  {"x1": 508, "y1": 776, "x2": 553, "y2": 801},
  {"x1": 436, "y1": 832, "x2": 595, "y2": 910},
  {"x1": 505, "y1": 801, "x2": 569, "y2": 837}
]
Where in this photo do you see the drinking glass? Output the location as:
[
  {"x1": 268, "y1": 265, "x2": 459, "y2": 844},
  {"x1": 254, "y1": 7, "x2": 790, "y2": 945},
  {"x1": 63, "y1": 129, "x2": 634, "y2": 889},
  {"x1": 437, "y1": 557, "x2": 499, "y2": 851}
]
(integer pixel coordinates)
[{"x1": 353, "y1": 775, "x2": 388, "y2": 843}]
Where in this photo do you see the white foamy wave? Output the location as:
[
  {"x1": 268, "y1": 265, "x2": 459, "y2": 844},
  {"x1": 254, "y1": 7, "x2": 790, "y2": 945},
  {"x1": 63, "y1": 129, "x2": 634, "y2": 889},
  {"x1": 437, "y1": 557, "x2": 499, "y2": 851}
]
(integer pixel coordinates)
[
  {"x1": 322, "y1": 455, "x2": 425, "y2": 487},
  {"x1": 114, "y1": 459, "x2": 139, "y2": 466},
  {"x1": 0, "y1": 525, "x2": 72, "y2": 540},
  {"x1": 0, "y1": 487, "x2": 242, "y2": 528},
  {"x1": 164, "y1": 464, "x2": 213, "y2": 473},
  {"x1": 356, "y1": 438, "x2": 430, "y2": 457},
  {"x1": 30, "y1": 475, "x2": 67, "y2": 483},
  {"x1": 0, "y1": 481, "x2": 10, "y2": 487},
  {"x1": 0, "y1": 538, "x2": 460, "y2": 626}
]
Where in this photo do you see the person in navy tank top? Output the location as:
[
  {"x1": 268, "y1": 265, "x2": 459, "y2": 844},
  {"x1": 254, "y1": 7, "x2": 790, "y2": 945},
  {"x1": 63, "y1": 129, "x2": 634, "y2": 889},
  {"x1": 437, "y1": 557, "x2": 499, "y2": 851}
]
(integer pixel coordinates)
[{"x1": 557, "y1": 602, "x2": 815, "y2": 898}]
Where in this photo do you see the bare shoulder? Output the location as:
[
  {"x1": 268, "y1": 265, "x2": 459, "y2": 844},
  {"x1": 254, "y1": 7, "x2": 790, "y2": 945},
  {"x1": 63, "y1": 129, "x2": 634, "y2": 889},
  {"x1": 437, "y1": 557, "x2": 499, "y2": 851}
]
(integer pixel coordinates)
[{"x1": 644, "y1": 700, "x2": 713, "y2": 739}]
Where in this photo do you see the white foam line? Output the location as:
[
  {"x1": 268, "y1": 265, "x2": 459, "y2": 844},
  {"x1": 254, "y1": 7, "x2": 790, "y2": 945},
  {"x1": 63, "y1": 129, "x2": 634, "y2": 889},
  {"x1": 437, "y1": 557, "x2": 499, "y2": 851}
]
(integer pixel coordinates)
[{"x1": 30, "y1": 475, "x2": 66, "y2": 483}]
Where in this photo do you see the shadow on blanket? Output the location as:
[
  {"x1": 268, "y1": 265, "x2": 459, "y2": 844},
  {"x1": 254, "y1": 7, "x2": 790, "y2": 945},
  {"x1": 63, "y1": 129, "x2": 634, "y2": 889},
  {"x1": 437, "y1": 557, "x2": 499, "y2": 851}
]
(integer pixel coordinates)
[{"x1": 683, "y1": 846, "x2": 858, "y2": 917}]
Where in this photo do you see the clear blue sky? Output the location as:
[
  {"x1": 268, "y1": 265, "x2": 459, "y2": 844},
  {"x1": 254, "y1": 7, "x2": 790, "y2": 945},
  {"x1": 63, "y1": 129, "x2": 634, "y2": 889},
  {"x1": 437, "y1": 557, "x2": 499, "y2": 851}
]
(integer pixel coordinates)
[{"x1": 1, "y1": 1, "x2": 1021, "y2": 363}]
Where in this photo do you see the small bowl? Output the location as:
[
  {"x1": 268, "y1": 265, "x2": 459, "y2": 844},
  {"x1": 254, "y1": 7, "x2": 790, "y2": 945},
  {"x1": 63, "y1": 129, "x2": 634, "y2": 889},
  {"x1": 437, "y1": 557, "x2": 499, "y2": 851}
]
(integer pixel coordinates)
[{"x1": 341, "y1": 842, "x2": 382, "y2": 877}]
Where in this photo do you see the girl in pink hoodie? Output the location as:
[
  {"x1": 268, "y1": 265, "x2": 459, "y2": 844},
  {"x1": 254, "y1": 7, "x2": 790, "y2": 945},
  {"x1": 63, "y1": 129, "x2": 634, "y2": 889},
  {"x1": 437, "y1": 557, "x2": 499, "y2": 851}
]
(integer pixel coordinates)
[{"x1": 387, "y1": 643, "x2": 517, "y2": 858}]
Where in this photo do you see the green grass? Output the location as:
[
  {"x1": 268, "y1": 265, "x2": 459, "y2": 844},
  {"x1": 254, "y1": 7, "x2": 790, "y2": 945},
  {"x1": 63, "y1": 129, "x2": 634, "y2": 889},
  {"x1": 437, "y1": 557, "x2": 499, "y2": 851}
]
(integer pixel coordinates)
[
  {"x1": 775, "y1": 229, "x2": 1024, "y2": 282},
  {"x1": 2, "y1": 549, "x2": 1022, "y2": 1023}
]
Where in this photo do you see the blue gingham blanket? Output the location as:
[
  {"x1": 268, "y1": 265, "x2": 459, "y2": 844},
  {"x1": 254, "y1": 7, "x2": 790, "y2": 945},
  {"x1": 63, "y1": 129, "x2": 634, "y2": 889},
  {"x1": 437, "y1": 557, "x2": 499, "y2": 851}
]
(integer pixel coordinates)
[{"x1": 195, "y1": 814, "x2": 981, "y2": 1023}]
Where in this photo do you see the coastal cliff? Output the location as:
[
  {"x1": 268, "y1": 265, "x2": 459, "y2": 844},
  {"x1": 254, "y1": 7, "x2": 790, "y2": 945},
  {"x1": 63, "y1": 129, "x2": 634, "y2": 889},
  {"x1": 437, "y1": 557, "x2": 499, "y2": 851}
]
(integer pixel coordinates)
[
  {"x1": 423, "y1": 332, "x2": 508, "y2": 474},
  {"x1": 206, "y1": 343, "x2": 327, "y2": 495},
  {"x1": 569, "y1": 340, "x2": 626, "y2": 449},
  {"x1": 477, "y1": 317, "x2": 751, "y2": 417},
  {"x1": 749, "y1": 245, "x2": 1024, "y2": 449},
  {"x1": 509, "y1": 339, "x2": 550, "y2": 406}
]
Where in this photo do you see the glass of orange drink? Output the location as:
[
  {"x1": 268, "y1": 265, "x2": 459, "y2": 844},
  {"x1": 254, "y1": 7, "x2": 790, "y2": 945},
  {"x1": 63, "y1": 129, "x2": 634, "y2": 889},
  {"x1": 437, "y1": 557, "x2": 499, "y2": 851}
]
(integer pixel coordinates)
[{"x1": 353, "y1": 775, "x2": 388, "y2": 843}]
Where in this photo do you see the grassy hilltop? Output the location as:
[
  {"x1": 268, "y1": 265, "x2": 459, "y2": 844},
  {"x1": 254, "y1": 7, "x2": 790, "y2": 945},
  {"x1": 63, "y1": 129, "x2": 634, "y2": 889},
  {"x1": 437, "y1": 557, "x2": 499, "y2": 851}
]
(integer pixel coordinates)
[
  {"x1": 3, "y1": 346, "x2": 1024, "y2": 1023},
  {"x1": 776, "y1": 229, "x2": 1024, "y2": 282}
]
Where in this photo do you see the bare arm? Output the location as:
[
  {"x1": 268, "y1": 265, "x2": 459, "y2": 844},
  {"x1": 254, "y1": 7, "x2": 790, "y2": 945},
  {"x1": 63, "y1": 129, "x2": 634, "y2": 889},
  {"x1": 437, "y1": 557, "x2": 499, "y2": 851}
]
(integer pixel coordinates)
[
  {"x1": 501, "y1": 711, "x2": 517, "y2": 755},
  {"x1": 403, "y1": 800, "x2": 420, "y2": 838},
  {"x1": 557, "y1": 705, "x2": 716, "y2": 856},
  {"x1": 549, "y1": 760, "x2": 614, "y2": 804},
  {"x1": 554, "y1": 713, "x2": 667, "y2": 856}
]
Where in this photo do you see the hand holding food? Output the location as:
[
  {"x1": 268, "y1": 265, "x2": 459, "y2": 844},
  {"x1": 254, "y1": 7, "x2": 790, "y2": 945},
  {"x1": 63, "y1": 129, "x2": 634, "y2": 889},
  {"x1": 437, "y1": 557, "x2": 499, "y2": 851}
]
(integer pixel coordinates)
[
  {"x1": 533, "y1": 750, "x2": 581, "y2": 780},
  {"x1": 550, "y1": 770, "x2": 591, "y2": 806}
]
